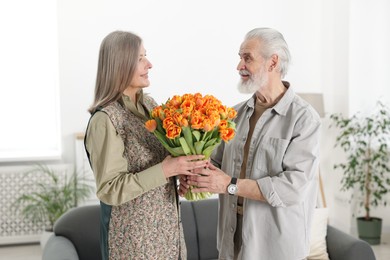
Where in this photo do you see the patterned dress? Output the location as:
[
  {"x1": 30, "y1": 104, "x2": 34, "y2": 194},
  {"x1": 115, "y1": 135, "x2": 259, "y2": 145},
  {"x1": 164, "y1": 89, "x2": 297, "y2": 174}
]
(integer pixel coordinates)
[{"x1": 98, "y1": 96, "x2": 186, "y2": 260}]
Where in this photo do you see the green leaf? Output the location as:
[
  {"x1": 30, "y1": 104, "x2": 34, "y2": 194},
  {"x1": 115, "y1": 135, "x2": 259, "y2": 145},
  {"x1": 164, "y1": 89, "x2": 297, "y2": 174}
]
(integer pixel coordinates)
[
  {"x1": 211, "y1": 129, "x2": 220, "y2": 139},
  {"x1": 228, "y1": 121, "x2": 236, "y2": 129},
  {"x1": 154, "y1": 131, "x2": 171, "y2": 147},
  {"x1": 201, "y1": 130, "x2": 213, "y2": 142},
  {"x1": 153, "y1": 131, "x2": 182, "y2": 156},
  {"x1": 184, "y1": 186, "x2": 213, "y2": 201},
  {"x1": 192, "y1": 130, "x2": 201, "y2": 142},
  {"x1": 202, "y1": 144, "x2": 219, "y2": 159},
  {"x1": 194, "y1": 141, "x2": 205, "y2": 154},
  {"x1": 179, "y1": 137, "x2": 191, "y2": 155},
  {"x1": 204, "y1": 138, "x2": 218, "y2": 148},
  {"x1": 182, "y1": 127, "x2": 196, "y2": 154},
  {"x1": 169, "y1": 147, "x2": 185, "y2": 157},
  {"x1": 173, "y1": 137, "x2": 181, "y2": 147}
]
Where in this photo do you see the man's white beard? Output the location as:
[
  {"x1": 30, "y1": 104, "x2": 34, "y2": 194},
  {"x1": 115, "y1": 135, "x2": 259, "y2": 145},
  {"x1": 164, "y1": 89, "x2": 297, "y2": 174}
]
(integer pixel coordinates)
[{"x1": 237, "y1": 68, "x2": 269, "y2": 94}]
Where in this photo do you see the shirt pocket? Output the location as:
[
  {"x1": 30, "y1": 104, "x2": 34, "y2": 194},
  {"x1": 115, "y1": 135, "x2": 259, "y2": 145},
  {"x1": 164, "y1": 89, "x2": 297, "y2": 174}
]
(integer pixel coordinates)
[{"x1": 251, "y1": 136, "x2": 290, "y2": 178}]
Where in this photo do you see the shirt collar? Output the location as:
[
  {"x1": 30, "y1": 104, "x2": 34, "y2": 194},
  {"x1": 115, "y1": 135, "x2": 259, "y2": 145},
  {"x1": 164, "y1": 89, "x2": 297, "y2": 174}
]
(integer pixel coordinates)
[
  {"x1": 272, "y1": 81, "x2": 294, "y2": 116},
  {"x1": 121, "y1": 89, "x2": 148, "y2": 119},
  {"x1": 244, "y1": 81, "x2": 294, "y2": 116}
]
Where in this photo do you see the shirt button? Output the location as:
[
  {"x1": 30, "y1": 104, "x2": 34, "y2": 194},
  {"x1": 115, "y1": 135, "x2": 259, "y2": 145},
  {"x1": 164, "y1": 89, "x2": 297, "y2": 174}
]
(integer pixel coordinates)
[
  {"x1": 232, "y1": 203, "x2": 236, "y2": 208},
  {"x1": 230, "y1": 227, "x2": 234, "y2": 233}
]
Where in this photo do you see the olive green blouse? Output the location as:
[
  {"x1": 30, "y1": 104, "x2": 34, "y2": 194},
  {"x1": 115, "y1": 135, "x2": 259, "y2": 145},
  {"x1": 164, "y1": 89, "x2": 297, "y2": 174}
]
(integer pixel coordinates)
[{"x1": 85, "y1": 92, "x2": 167, "y2": 206}]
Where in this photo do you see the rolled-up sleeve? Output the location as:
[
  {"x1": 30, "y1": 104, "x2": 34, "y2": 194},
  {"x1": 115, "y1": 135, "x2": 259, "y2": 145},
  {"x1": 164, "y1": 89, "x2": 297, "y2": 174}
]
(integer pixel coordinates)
[
  {"x1": 257, "y1": 114, "x2": 321, "y2": 207},
  {"x1": 85, "y1": 112, "x2": 168, "y2": 206}
]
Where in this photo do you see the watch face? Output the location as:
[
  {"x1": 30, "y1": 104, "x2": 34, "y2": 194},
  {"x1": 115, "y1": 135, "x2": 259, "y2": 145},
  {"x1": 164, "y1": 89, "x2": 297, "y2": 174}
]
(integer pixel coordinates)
[{"x1": 228, "y1": 184, "x2": 237, "y2": 195}]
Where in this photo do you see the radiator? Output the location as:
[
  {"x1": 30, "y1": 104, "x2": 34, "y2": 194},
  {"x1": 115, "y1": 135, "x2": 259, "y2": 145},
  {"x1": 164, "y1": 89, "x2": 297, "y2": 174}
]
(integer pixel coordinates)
[{"x1": 0, "y1": 164, "x2": 71, "y2": 245}]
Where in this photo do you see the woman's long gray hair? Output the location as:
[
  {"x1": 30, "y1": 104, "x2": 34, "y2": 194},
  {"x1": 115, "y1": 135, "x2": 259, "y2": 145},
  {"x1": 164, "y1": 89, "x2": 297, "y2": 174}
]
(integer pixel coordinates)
[{"x1": 89, "y1": 31, "x2": 142, "y2": 113}]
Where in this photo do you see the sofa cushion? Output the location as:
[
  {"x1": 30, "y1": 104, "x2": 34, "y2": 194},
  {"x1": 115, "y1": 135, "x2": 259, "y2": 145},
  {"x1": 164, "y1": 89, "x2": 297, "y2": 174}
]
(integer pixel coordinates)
[
  {"x1": 42, "y1": 235, "x2": 79, "y2": 260},
  {"x1": 54, "y1": 205, "x2": 101, "y2": 260},
  {"x1": 308, "y1": 207, "x2": 330, "y2": 259}
]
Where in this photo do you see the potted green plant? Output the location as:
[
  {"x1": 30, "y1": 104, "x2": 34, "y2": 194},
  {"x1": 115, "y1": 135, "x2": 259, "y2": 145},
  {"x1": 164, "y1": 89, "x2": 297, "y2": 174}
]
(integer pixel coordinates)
[
  {"x1": 12, "y1": 164, "x2": 94, "y2": 247},
  {"x1": 330, "y1": 101, "x2": 390, "y2": 245}
]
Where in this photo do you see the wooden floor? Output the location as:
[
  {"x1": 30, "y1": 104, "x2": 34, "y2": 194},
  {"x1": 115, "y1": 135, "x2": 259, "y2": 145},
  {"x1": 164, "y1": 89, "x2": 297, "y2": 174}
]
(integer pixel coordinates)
[
  {"x1": 0, "y1": 243, "x2": 41, "y2": 260},
  {"x1": 0, "y1": 235, "x2": 389, "y2": 260},
  {"x1": 371, "y1": 232, "x2": 390, "y2": 260}
]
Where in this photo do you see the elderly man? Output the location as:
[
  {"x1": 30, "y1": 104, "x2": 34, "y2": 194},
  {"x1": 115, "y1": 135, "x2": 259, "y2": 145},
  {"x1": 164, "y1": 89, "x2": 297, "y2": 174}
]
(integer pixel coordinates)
[{"x1": 180, "y1": 28, "x2": 321, "y2": 260}]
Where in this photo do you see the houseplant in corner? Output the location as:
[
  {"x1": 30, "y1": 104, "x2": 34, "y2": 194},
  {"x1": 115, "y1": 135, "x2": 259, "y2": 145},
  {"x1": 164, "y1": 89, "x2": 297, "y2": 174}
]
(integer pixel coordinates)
[
  {"x1": 12, "y1": 164, "x2": 94, "y2": 248},
  {"x1": 330, "y1": 101, "x2": 390, "y2": 245}
]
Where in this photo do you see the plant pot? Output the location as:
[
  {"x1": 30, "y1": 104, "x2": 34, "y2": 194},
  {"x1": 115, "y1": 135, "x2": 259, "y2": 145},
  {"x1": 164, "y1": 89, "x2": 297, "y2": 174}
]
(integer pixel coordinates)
[{"x1": 357, "y1": 217, "x2": 382, "y2": 245}]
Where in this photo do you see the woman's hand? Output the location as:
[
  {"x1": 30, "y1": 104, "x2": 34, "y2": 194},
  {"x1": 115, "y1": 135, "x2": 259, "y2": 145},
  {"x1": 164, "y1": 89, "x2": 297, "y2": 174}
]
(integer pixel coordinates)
[
  {"x1": 162, "y1": 155, "x2": 207, "y2": 178},
  {"x1": 178, "y1": 175, "x2": 189, "y2": 197}
]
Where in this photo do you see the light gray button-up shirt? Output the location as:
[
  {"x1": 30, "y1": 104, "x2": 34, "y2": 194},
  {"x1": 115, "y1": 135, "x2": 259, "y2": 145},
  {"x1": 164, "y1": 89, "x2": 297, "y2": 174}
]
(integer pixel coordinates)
[{"x1": 212, "y1": 85, "x2": 321, "y2": 260}]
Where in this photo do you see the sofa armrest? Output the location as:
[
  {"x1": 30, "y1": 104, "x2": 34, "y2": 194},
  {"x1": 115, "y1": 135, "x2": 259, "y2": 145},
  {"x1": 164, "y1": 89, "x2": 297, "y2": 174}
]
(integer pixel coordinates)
[
  {"x1": 180, "y1": 199, "x2": 219, "y2": 260},
  {"x1": 181, "y1": 200, "x2": 199, "y2": 260},
  {"x1": 192, "y1": 199, "x2": 219, "y2": 259},
  {"x1": 42, "y1": 234, "x2": 79, "y2": 260},
  {"x1": 326, "y1": 225, "x2": 375, "y2": 260}
]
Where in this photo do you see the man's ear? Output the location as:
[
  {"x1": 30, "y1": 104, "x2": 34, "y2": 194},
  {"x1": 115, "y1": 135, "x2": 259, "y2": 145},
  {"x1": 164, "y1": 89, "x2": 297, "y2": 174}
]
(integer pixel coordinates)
[{"x1": 268, "y1": 54, "x2": 279, "y2": 72}]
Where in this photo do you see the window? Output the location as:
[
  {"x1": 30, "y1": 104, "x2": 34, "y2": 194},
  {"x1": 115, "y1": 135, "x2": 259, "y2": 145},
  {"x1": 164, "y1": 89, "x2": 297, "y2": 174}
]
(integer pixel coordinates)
[{"x1": 0, "y1": 0, "x2": 61, "y2": 162}]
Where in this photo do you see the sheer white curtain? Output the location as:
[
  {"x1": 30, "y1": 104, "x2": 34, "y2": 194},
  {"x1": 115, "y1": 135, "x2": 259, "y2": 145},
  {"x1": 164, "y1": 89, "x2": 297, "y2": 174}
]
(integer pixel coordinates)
[{"x1": 0, "y1": 0, "x2": 61, "y2": 162}]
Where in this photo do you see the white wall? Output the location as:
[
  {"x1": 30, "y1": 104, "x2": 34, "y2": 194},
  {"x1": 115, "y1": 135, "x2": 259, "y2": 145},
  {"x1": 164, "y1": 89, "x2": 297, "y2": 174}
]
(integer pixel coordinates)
[
  {"x1": 58, "y1": 0, "x2": 325, "y2": 161},
  {"x1": 349, "y1": 0, "x2": 390, "y2": 113},
  {"x1": 55, "y1": 0, "x2": 390, "y2": 234}
]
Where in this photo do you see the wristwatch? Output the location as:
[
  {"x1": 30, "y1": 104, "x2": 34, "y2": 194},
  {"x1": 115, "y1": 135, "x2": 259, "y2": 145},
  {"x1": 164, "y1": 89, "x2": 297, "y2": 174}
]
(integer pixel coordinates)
[{"x1": 227, "y1": 177, "x2": 238, "y2": 195}]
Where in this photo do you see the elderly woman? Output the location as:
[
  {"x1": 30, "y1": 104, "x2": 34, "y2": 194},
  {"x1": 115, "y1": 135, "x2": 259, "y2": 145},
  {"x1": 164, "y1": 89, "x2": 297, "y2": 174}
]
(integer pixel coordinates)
[{"x1": 85, "y1": 30, "x2": 206, "y2": 260}]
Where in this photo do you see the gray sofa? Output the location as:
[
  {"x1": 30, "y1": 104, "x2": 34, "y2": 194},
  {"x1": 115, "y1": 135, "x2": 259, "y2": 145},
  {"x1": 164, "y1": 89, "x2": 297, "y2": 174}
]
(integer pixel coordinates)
[{"x1": 43, "y1": 199, "x2": 375, "y2": 260}]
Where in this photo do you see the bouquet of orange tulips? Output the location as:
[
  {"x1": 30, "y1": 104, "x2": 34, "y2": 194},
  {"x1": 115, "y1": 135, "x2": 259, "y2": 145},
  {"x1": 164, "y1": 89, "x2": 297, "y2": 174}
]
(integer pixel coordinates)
[{"x1": 145, "y1": 93, "x2": 237, "y2": 200}]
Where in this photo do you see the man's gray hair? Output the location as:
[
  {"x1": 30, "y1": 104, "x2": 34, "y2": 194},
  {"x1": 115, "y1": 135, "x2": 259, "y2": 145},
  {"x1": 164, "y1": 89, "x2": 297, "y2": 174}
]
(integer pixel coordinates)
[{"x1": 245, "y1": 28, "x2": 291, "y2": 78}]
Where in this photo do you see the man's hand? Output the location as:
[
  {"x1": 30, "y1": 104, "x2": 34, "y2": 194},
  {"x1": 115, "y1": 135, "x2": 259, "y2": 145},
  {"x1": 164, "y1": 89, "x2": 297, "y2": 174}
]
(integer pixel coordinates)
[{"x1": 187, "y1": 163, "x2": 231, "y2": 194}]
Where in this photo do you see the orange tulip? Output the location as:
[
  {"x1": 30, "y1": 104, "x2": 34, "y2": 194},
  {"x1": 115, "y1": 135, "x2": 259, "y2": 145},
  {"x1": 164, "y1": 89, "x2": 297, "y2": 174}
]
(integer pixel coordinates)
[
  {"x1": 180, "y1": 118, "x2": 189, "y2": 127},
  {"x1": 227, "y1": 107, "x2": 237, "y2": 119},
  {"x1": 145, "y1": 119, "x2": 157, "y2": 132},
  {"x1": 166, "y1": 124, "x2": 181, "y2": 139},
  {"x1": 151, "y1": 106, "x2": 163, "y2": 119},
  {"x1": 191, "y1": 111, "x2": 204, "y2": 130},
  {"x1": 202, "y1": 118, "x2": 214, "y2": 132},
  {"x1": 181, "y1": 107, "x2": 192, "y2": 118},
  {"x1": 208, "y1": 113, "x2": 221, "y2": 127},
  {"x1": 220, "y1": 128, "x2": 235, "y2": 142},
  {"x1": 173, "y1": 112, "x2": 183, "y2": 125},
  {"x1": 195, "y1": 97, "x2": 205, "y2": 109},
  {"x1": 168, "y1": 95, "x2": 182, "y2": 109},
  {"x1": 219, "y1": 120, "x2": 228, "y2": 129},
  {"x1": 163, "y1": 108, "x2": 173, "y2": 118},
  {"x1": 163, "y1": 117, "x2": 175, "y2": 129},
  {"x1": 218, "y1": 105, "x2": 228, "y2": 119},
  {"x1": 182, "y1": 93, "x2": 194, "y2": 101},
  {"x1": 193, "y1": 93, "x2": 203, "y2": 100},
  {"x1": 180, "y1": 99, "x2": 195, "y2": 113}
]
